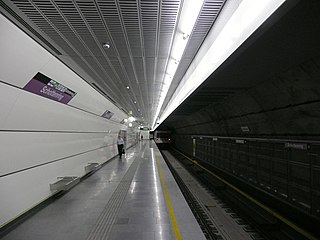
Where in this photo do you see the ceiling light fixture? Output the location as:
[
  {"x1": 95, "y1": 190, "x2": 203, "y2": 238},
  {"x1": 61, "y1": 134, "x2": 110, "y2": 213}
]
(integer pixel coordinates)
[
  {"x1": 102, "y1": 42, "x2": 110, "y2": 49},
  {"x1": 126, "y1": 85, "x2": 130, "y2": 89},
  {"x1": 152, "y1": 0, "x2": 205, "y2": 129},
  {"x1": 154, "y1": 0, "x2": 287, "y2": 130},
  {"x1": 182, "y1": 33, "x2": 189, "y2": 40},
  {"x1": 128, "y1": 116, "x2": 136, "y2": 122}
]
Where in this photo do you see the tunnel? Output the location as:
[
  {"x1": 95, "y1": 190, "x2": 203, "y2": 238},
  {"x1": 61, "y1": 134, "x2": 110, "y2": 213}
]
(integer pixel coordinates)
[{"x1": 1, "y1": 0, "x2": 320, "y2": 239}]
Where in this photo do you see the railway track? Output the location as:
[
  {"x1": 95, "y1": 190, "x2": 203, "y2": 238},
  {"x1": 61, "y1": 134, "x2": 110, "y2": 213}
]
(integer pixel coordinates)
[
  {"x1": 162, "y1": 152, "x2": 222, "y2": 240},
  {"x1": 160, "y1": 148, "x2": 317, "y2": 240},
  {"x1": 161, "y1": 150, "x2": 258, "y2": 240}
]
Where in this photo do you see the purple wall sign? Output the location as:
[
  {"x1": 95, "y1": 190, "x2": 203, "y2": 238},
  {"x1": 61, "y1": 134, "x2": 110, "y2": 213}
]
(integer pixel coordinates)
[
  {"x1": 23, "y1": 72, "x2": 77, "y2": 104},
  {"x1": 101, "y1": 110, "x2": 114, "y2": 119}
]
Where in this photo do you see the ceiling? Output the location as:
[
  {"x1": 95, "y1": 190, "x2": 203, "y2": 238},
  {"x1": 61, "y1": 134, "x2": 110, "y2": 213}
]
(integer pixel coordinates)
[{"x1": 0, "y1": 0, "x2": 226, "y2": 126}]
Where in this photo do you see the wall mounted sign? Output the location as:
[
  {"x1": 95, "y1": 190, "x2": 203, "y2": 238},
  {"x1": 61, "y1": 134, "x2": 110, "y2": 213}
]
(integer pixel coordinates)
[
  {"x1": 285, "y1": 142, "x2": 308, "y2": 150},
  {"x1": 101, "y1": 110, "x2": 114, "y2": 119},
  {"x1": 23, "y1": 72, "x2": 77, "y2": 104},
  {"x1": 241, "y1": 126, "x2": 250, "y2": 132}
]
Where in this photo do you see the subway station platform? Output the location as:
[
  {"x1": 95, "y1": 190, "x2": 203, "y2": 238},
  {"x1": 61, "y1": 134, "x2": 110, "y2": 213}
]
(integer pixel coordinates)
[{"x1": 2, "y1": 141, "x2": 206, "y2": 240}]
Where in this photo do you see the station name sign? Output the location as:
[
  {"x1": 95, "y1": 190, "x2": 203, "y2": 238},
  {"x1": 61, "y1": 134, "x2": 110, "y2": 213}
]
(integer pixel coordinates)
[
  {"x1": 284, "y1": 142, "x2": 308, "y2": 150},
  {"x1": 101, "y1": 110, "x2": 114, "y2": 119},
  {"x1": 23, "y1": 72, "x2": 77, "y2": 104}
]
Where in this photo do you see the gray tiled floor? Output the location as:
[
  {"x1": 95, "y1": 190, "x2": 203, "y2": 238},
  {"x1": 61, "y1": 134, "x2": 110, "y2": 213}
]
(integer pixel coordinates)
[
  {"x1": 2, "y1": 141, "x2": 205, "y2": 240},
  {"x1": 108, "y1": 144, "x2": 171, "y2": 240}
]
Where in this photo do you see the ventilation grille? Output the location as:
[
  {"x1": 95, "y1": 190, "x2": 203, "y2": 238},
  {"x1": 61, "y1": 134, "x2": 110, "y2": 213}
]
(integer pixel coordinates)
[{"x1": 3, "y1": 0, "x2": 227, "y2": 124}]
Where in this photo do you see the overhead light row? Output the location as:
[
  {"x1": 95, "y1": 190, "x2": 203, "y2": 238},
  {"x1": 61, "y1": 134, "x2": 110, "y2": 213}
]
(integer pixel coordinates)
[
  {"x1": 152, "y1": 0, "x2": 205, "y2": 129},
  {"x1": 125, "y1": 85, "x2": 142, "y2": 116},
  {"x1": 102, "y1": 42, "x2": 144, "y2": 120},
  {"x1": 155, "y1": 0, "x2": 287, "y2": 130},
  {"x1": 101, "y1": 39, "x2": 145, "y2": 122}
]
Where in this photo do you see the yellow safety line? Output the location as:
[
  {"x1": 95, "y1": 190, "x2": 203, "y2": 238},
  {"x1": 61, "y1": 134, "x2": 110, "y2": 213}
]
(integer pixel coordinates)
[
  {"x1": 174, "y1": 148, "x2": 317, "y2": 240},
  {"x1": 154, "y1": 150, "x2": 182, "y2": 240}
]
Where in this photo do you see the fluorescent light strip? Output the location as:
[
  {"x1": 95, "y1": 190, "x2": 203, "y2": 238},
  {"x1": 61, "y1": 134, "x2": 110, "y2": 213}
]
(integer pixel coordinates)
[
  {"x1": 152, "y1": 0, "x2": 205, "y2": 128},
  {"x1": 153, "y1": 0, "x2": 286, "y2": 130}
]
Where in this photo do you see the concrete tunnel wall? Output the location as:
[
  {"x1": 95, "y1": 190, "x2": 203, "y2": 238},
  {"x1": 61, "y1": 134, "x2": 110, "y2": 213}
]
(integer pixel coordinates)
[
  {"x1": 163, "y1": 0, "x2": 320, "y2": 138},
  {"x1": 172, "y1": 56, "x2": 320, "y2": 137},
  {"x1": 167, "y1": 55, "x2": 320, "y2": 235}
]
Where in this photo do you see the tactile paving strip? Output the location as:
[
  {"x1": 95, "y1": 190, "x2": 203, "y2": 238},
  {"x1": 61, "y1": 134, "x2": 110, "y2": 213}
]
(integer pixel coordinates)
[{"x1": 86, "y1": 156, "x2": 141, "y2": 240}]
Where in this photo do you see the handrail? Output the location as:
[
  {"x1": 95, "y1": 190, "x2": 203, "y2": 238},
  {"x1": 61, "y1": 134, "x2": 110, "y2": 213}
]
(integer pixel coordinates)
[{"x1": 191, "y1": 135, "x2": 320, "y2": 145}]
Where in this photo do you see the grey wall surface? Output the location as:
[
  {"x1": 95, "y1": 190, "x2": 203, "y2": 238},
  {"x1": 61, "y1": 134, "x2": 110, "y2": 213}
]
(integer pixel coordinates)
[{"x1": 173, "y1": 57, "x2": 320, "y2": 137}]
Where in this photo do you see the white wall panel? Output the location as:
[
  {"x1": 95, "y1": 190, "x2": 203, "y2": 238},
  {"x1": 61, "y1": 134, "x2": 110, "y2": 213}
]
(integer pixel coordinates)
[
  {"x1": 0, "y1": 147, "x2": 114, "y2": 227},
  {"x1": 0, "y1": 14, "x2": 52, "y2": 88},
  {"x1": 2, "y1": 85, "x2": 122, "y2": 132},
  {"x1": 0, "y1": 13, "x2": 138, "y2": 229},
  {"x1": 39, "y1": 57, "x2": 127, "y2": 122},
  {"x1": 0, "y1": 132, "x2": 119, "y2": 176},
  {"x1": 0, "y1": 83, "x2": 20, "y2": 128},
  {"x1": 0, "y1": 14, "x2": 126, "y2": 123}
]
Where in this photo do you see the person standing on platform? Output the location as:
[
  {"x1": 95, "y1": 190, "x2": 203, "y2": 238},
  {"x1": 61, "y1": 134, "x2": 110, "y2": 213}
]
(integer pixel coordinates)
[{"x1": 117, "y1": 135, "x2": 124, "y2": 158}]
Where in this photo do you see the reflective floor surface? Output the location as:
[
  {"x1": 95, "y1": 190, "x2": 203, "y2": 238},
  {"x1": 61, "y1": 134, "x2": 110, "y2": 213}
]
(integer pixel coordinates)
[{"x1": 2, "y1": 141, "x2": 205, "y2": 240}]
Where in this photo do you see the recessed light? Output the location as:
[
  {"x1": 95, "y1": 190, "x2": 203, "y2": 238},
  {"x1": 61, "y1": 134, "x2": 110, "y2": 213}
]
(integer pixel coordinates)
[
  {"x1": 133, "y1": 101, "x2": 137, "y2": 104},
  {"x1": 126, "y1": 86, "x2": 130, "y2": 89},
  {"x1": 103, "y1": 42, "x2": 110, "y2": 49},
  {"x1": 182, "y1": 33, "x2": 189, "y2": 40}
]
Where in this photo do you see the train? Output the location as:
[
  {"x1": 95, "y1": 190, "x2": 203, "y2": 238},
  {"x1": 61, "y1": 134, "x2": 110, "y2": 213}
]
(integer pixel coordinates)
[{"x1": 154, "y1": 130, "x2": 172, "y2": 149}]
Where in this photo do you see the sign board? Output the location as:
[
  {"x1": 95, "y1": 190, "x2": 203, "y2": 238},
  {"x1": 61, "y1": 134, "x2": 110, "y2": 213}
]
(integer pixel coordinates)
[
  {"x1": 285, "y1": 142, "x2": 308, "y2": 150},
  {"x1": 241, "y1": 126, "x2": 250, "y2": 132},
  {"x1": 23, "y1": 72, "x2": 76, "y2": 104},
  {"x1": 101, "y1": 110, "x2": 114, "y2": 119}
]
